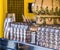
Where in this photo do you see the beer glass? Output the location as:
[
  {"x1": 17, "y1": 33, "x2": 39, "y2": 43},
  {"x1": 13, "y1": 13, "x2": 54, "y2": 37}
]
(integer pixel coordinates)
[
  {"x1": 13, "y1": 24, "x2": 17, "y2": 41},
  {"x1": 20, "y1": 23, "x2": 24, "y2": 42},
  {"x1": 30, "y1": 31, "x2": 37, "y2": 45},
  {"x1": 45, "y1": 27, "x2": 50, "y2": 48},
  {"x1": 37, "y1": 27, "x2": 41, "y2": 46},
  {"x1": 49, "y1": 28, "x2": 55, "y2": 48},
  {"x1": 23, "y1": 24, "x2": 28, "y2": 42},
  {"x1": 41, "y1": 27, "x2": 46, "y2": 47}
]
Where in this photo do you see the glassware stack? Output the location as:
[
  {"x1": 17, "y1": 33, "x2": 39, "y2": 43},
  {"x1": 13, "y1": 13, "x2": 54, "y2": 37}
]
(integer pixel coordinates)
[
  {"x1": 44, "y1": 27, "x2": 50, "y2": 48},
  {"x1": 30, "y1": 31, "x2": 37, "y2": 45},
  {"x1": 38, "y1": 26, "x2": 60, "y2": 50},
  {"x1": 34, "y1": 26, "x2": 60, "y2": 50},
  {"x1": 58, "y1": 29, "x2": 60, "y2": 50},
  {"x1": 29, "y1": 25, "x2": 38, "y2": 45},
  {"x1": 10, "y1": 23, "x2": 29, "y2": 42},
  {"x1": 49, "y1": 28, "x2": 55, "y2": 49},
  {"x1": 39, "y1": 27, "x2": 46, "y2": 47},
  {"x1": 23, "y1": 23, "x2": 29, "y2": 43},
  {"x1": 16, "y1": 24, "x2": 20, "y2": 41},
  {"x1": 54, "y1": 29, "x2": 59, "y2": 49},
  {"x1": 13, "y1": 23, "x2": 18, "y2": 41},
  {"x1": 6, "y1": 23, "x2": 60, "y2": 50},
  {"x1": 10, "y1": 23, "x2": 14, "y2": 40},
  {"x1": 37, "y1": 27, "x2": 41, "y2": 46},
  {"x1": 26, "y1": 30, "x2": 31, "y2": 43}
]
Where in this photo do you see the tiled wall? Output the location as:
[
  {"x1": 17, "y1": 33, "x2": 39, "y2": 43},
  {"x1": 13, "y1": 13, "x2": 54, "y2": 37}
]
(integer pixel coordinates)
[{"x1": 7, "y1": 0, "x2": 24, "y2": 22}]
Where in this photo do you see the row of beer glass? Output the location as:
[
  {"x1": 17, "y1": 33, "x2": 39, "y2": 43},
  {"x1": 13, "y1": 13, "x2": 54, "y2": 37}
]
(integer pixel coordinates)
[
  {"x1": 5, "y1": 23, "x2": 60, "y2": 50},
  {"x1": 9, "y1": 23, "x2": 29, "y2": 42},
  {"x1": 36, "y1": 26, "x2": 60, "y2": 50}
]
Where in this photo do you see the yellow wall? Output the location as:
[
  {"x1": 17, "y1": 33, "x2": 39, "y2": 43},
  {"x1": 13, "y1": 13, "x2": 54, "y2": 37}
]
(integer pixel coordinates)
[
  {"x1": 24, "y1": 0, "x2": 36, "y2": 19},
  {"x1": 3, "y1": 0, "x2": 7, "y2": 20},
  {"x1": 0, "y1": 0, "x2": 7, "y2": 38},
  {"x1": 0, "y1": 0, "x2": 4, "y2": 38}
]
